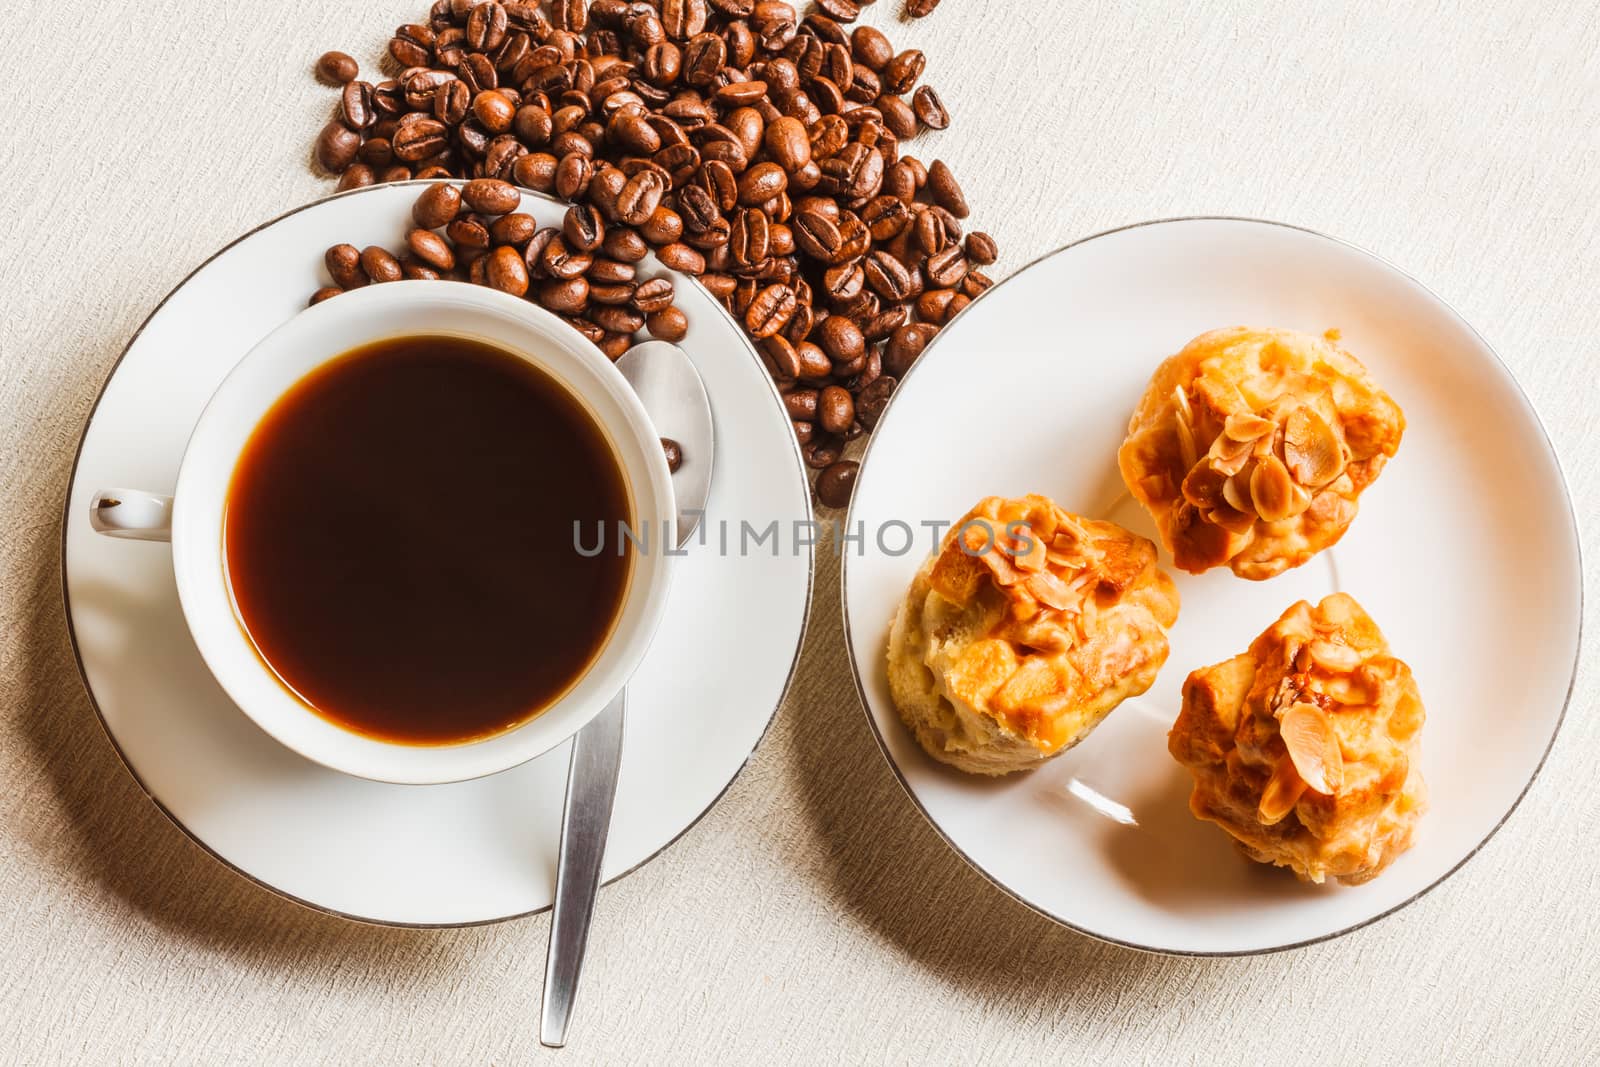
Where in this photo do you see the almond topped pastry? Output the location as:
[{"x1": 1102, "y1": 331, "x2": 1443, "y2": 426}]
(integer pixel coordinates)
[
  {"x1": 1118, "y1": 327, "x2": 1405, "y2": 580},
  {"x1": 1169, "y1": 593, "x2": 1426, "y2": 885},
  {"x1": 888, "y1": 495, "x2": 1180, "y2": 775}
]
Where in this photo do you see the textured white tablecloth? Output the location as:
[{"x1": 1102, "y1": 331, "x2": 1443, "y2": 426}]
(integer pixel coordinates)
[{"x1": 3, "y1": 1, "x2": 1596, "y2": 1062}]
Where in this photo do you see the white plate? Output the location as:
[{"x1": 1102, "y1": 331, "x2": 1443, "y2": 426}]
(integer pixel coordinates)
[
  {"x1": 843, "y1": 217, "x2": 1581, "y2": 955},
  {"x1": 62, "y1": 182, "x2": 813, "y2": 926}
]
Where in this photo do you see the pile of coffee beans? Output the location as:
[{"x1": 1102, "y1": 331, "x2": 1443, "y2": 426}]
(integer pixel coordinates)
[
  {"x1": 310, "y1": 0, "x2": 990, "y2": 508},
  {"x1": 313, "y1": 179, "x2": 690, "y2": 358}
]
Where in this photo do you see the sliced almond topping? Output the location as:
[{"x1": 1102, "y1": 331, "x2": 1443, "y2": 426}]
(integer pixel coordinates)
[
  {"x1": 1222, "y1": 470, "x2": 1254, "y2": 516},
  {"x1": 1025, "y1": 570, "x2": 1078, "y2": 611},
  {"x1": 1308, "y1": 639, "x2": 1362, "y2": 672},
  {"x1": 1173, "y1": 409, "x2": 1199, "y2": 471},
  {"x1": 1279, "y1": 702, "x2": 1344, "y2": 795},
  {"x1": 977, "y1": 540, "x2": 1023, "y2": 587},
  {"x1": 1258, "y1": 760, "x2": 1308, "y2": 825},
  {"x1": 1208, "y1": 433, "x2": 1253, "y2": 477},
  {"x1": 1224, "y1": 411, "x2": 1274, "y2": 441},
  {"x1": 1012, "y1": 530, "x2": 1048, "y2": 572},
  {"x1": 1172, "y1": 385, "x2": 1194, "y2": 426},
  {"x1": 1181, "y1": 460, "x2": 1228, "y2": 509},
  {"x1": 1249, "y1": 455, "x2": 1302, "y2": 523},
  {"x1": 1283, "y1": 406, "x2": 1345, "y2": 487},
  {"x1": 1207, "y1": 502, "x2": 1258, "y2": 535}
]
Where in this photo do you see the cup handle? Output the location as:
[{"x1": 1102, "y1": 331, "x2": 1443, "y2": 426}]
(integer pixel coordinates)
[{"x1": 89, "y1": 490, "x2": 174, "y2": 542}]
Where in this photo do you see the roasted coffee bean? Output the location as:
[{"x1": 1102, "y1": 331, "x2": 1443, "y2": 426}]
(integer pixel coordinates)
[
  {"x1": 856, "y1": 374, "x2": 896, "y2": 427},
  {"x1": 640, "y1": 205, "x2": 684, "y2": 245},
  {"x1": 597, "y1": 331, "x2": 632, "y2": 359},
  {"x1": 794, "y1": 341, "x2": 831, "y2": 379},
  {"x1": 906, "y1": 0, "x2": 941, "y2": 16},
  {"x1": 466, "y1": 1, "x2": 509, "y2": 50},
  {"x1": 647, "y1": 306, "x2": 689, "y2": 341},
  {"x1": 590, "y1": 304, "x2": 645, "y2": 333},
  {"x1": 513, "y1": 152, "x2": 559, "y2": 191},
  {"x1": 784, "y1": 388, "x2": 819, "y2": 420},
  {"x1": 632, "y1": 278, "x2": 675, "y2": 313},
  {"x1": 490, "y1": 211, "x2": 538, "y2": 246},
  {"x1": 317, "y1": 51, "x2": 359, "y2": 84},
  {"x1": 401, "y1": 256, "x2": 442, "y2": 280},
  {"x1": 473, "y1": 89, "x2": 516, "y2": 132},
  {"x1": 432, "y1": 80, "x2": 469, "y2": 124},
  {"x1": 412, "y1": 183, "x2": 461, "y2": 229},
  {"x1": 661, "y1": 438, "x2": 684, "y2": 473},
  {"x1": 760, "y1": 335, "x2": 802, "y2": 380},
  {"x1": 513, "y1": 105, "x2": 554, "y2": 144},
  {"x1": 917, "y1": 287, "x2": 959, "y2": 323},
  {"x1": 447, "y1": 215, "x2": 492, "y2": 251},
  {"x1": 310, "y1": 285, "x2": 343, "y2": 305},
  {"x1": 391, "y1": 118, "x2": 449, "y2": 162},
  {"x1": 912, "y1": 85, "x2": 949, "y2": 130},
  {"x1": 737, "y1": 162, "x2": 788, "y2": 206},
  {"x1": 461, "y1": 178, "x2": 520, "y2": 214},
  {"x1": 389, "y1": 24, "x2": 435, "y2": 67},
  {"x1": 325, "y1": 243, "x2": 366, "y2": 289},
  {"x1": 337, "y1": 164, "x2": 376, "y2": 190},
  {"x1": 556, "y1": 151, "x2": 595, "y2": 198},
  {"x1": 563, "y1": 203, "x2": 606, "y2": 250},
  {"x1": 927, "y1": 159, "x2": 969, "y2": 218},
  {"x1": 925, "y1": 244, "x2": 967, "y2": 288},
  {"x1": 814, "y1": 457, "x2": 857, "y2": 506},
  {"x1": 315, "y1": 121, "x2": 361, "y2": 172},
  {"x1": 485, "y1": 244, "x2": 530, "y2": 295},
  {"x1": 863, "y1": 250, "x2": 913, "y2": 301},
  {"x1": 804, "y1": 435, "x2": 843, "y2": 470},
  {"x1": 823, "y1": 261, "x2": 865, "y2": 303},
  {"x1": 728, "y1": 208, "x2": 771, "y2": 268},
  {"x1": 340, "y1": 81, "x2": 376, "y2": 131},
  {"x1": 406, "y1": 228, "x2": 456, "y2": 271},
  {"x1": 876, "y1": 94, "x2": 917, "y2": 139},
  {"x1": 361, "y1": 245, "x2": 403, "y2": 283},
  {"x1": 357, "y1": 136, "x2": 393, "y2": 167},
  {"x1": 589, "y1": 281, "x2": 636, "y2": 305},
  {"x1": 816, "y1": 0, "x2": 859, "y2": 20},
  {"x1": 746, "y1": 284, "x2": 797, "y2": 338},
  {"x1": 542, "y1": 237, "x2": 594, "y2": 279},
  {"x1": 817, "y1": 385, "x2": 854, "y2": 434},
  {"x1": 817, "y1": 314, "x2": 865, "y2": 363},
  {"x1": 616, "y1": 169, "x2": 667, "y2": 225},
  {"x1": 883, "y1": 49, "x2": 925, "y2": 95},
  {"x1": 962, "y1": 268, "x2": 994, "y2": 297},
  {"x1": 964, "y1": 231, "x2": 998, "y2": 265},
  {"x1": 883, "y1": 322, "x2": 936, "y2": 377},
  {"x1": 602, "y1": 228, "x2": 650, "y2": 262},
  {"x1": 850, "y1": 26, "x2": 892, "y2": 69},
  {"x1": 458, "y1": 52, "x2": 498, "y2": 95},
  {"x1": 538, "y1": 276, "x2": 589, "y2": 314},
  {"x1": 657, "y1": 242, "x2": 707, "y2": 274},
  {"x1": 586, "y1": 258, "x2": 636, "y2": 284}
]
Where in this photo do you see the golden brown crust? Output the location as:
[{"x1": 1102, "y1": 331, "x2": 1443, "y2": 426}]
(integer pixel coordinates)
[
  {"x1": 1169, "y1": 593, "x2": 1426, "y2": 884},
  {"x1": 888, "y1": 495, "x2": 1180, "y2": 775},
  {"x1": 1118, "y1": 327, "x2": 1405, "y2": 580}
]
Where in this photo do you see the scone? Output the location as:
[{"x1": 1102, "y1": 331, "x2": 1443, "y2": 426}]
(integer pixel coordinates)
[
  {"x1": 1168, "y1": 593, "x2": 1426, "y2": 884},
  {"x1": 889, "y1": 494, "x2": 1180, "y2": 775},
  {"x1": 1118, "y1": 327, "x2": 1405, "y2": 580}
]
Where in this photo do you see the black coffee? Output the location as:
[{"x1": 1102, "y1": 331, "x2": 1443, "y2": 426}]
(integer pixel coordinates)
[{"x1": 225, "y1": 334, "x2": 632, "y2": 745}]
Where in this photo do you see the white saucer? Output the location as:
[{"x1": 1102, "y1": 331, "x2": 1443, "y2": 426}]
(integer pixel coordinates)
[
  {"x1": 843, "y1": 218, "x2": 1581, "y2": 955},
  {"x1": 62, "y1": 183, "x2": 813, "y2": 926}
]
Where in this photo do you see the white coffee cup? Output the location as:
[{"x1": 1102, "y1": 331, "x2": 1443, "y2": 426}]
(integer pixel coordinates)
[{"x1": 90, "y1": 282, "x2": 676, "y2": 785}]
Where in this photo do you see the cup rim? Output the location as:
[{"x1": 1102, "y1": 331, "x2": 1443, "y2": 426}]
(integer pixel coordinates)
[{"x1": 169, "y1": 281, "x2": 676, "y2": 784}]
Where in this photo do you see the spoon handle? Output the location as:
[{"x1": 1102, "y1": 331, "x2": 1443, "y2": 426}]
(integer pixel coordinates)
[{"x1": 540, "y1": 690, "x2": 627, "y2": 1048}]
